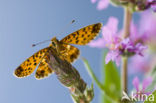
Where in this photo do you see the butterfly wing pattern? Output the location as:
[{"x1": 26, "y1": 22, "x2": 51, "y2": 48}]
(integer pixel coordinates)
[
  {"x1": 14, "y1": 23, "x2": 102, "y2": 79},
  {"x1": 35, "y1": 54, "x2": 53, "y2": 80},
  {"x1": 60, "y1": 23, "x2": 102, "y2": 45},
  {"x1": 60, "y1": 44, "x2": 80, "y2": 63},
  {"x1": 59, "y1": 23, "x2": 102, "y2": 63},
  {"x1": 14, "y1": 47, "x2": 49, "y2": 78}
]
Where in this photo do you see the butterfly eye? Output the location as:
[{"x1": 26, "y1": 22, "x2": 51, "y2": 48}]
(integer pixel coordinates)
[{"x1": 52, "y1": 42, "x2": 56, "y2": 47}]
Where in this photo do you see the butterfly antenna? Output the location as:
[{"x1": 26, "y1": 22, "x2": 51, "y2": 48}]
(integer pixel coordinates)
[
  {"x1": 56, "y1": 19, "x2": 75, "y2": 37},
  {"x1": 32, "y1": 39, "x2": 51, "y2": 47},
  {"x1": 32, "y1": 20, "x2": 75, "y2": 47}
]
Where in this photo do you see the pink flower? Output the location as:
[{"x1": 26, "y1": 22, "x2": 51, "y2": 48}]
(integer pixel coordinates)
[
  {"x1": 132, "y1": 76, "x2": 153, "y2": 96},
  {"x1": 129, "y1": 55, "x2": 151, "y2": 74},
  {"x1": 89, "y1": 17, "x2": 147, "y2": 66},
  {"x1": 136, "y1": 0, "x2": 156, "y2": 12},
  {"x1": 139, "y1": 11, "x2": 156, "y2": 44},
  {"x1": 91, "y1": 0, "x2": 97, "y2": 3},
  {"x1": 127, "y1": 11, "x2": 156, "y2": 74},
  {"x1": 91, "y1": 0, "x2": 109, "y2": 10},
  {"x1": 147, "y1": 0, "x2": 156, "y2": 12},
  {"x1": 89, "y1": 17, "x2": 119, "y2": 49},
  {"x1": 105, "y1": 50, "x2": 121, "y2": 65}
]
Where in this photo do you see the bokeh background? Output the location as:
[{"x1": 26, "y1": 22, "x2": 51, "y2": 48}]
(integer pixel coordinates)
[{"x1": 0, "y1": 0, "x2": 138, "y2": 103}]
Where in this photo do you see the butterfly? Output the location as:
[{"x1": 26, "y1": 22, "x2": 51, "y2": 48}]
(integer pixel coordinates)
[{"x1": 14, "y1": 23, "x2": 102, "y2": 80}]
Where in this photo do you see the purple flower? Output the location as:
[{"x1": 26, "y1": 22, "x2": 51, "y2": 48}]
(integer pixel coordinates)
[
  {"x1": 89, "y1": 17, "x2": 120, "y2": 49},
  {"x1": 91, "y1": 0, "x2": 109, "y2": 10},
  {"x1": 127, "y1": 11, "x2": 156, "y2": 74},
  {"x1": 89, "y1": 17, "x2": 147, "y2": 65},
  {"x1": 105, "y1": 50, "x2": 121, "y2": 66},
  {"x1": 134, "y1": 43, "x2": 147, "y2": 56},
  {"x1": 97, "y1": 0, "x2": 109, "y2": 10},
  {"x1": 91, "y1": 0, "x2": 97, "y2": 3},
  {"x1": 132, "y1": 76, "x2": 152, "y2": 96},
  {"x1": 128, "y1": 55, "x2": 150, "y2": 74},
  {"x1": 139, "y1": 11, "x2": 156, "y2": 44},
  {"x1": 147, "y1": 0, "x2": 156, "y2": 12}
]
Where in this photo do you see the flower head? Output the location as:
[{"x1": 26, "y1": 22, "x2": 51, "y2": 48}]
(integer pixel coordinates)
[
  {"x1": 89, "y1": 17, "x2": 147, "y2": 65},
  {"x1": 132, "y1": 76, "x2": 153, "y2": 96},
  {"x1": 147, "y1": 0, "x2": 156, "y2": 12},
  {"x1": 127, "y1": 11, "x2": 156, "y2": 74}
]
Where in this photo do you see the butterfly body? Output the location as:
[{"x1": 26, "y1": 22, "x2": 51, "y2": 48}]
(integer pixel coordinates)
[
  {"x1": 14, "y1": 23, "x2": 102, "y2": 79},
  {"x1": 50, "y1": 37, "x2": 80, "y2": 63}
]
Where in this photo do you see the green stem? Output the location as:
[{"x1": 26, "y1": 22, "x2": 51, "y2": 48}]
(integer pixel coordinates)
[
  {"x1": 82, "y1": 58, "x2": 104, "y2": 90},
  {"x1": 82, "y1": 58, "x2": 120, "y2": 103},
  {"x1": 121, "y1": 57, "x2": 128, "y2": 93},
  {"x1": 121, "y1": 7, "x2": 132, "y2": 94}
]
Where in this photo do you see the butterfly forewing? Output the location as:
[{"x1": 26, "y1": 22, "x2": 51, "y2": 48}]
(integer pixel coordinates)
[
  {"x1": 60, "y1": 23, "x2": 102, "y2": 45},
  {"x1": 14, "y1": 23, "x2": 102, "y2": 79},
  {"x1": 14, "y1": 47, "x2": 49, "y2": 78}
]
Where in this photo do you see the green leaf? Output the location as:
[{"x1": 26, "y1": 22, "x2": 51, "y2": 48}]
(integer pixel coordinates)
[
  {"x1": 146, "y1": 66, "x2": 156, "y2": 92},
  {"x1": 144, "y1": 90, "x2": 156, "y2": 103},
  {"x1": 82, "y1": 57, "x2": 120, "y2": 103},
  {"x1": 82, "y1": 50, "x2": 121, "y2": 103},
  {"x1": 102, "y1": 51, "x2": 121, "y2": 103},
  {"x1": 82, "y1": 58, "x2": 104, "y2": 91}
]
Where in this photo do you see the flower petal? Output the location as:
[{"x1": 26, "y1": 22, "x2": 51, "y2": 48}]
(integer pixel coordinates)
[
  {"x1": 105, "y1": 51, "x2": 112, "y2": 64},
  {"x1": 142, "y1": 77, "x2": 152, "y2": 92},
  {"x1": 132, "y1": 77, "x2": 140, "y2": 92},
  {"x1": 107, "y1": 17, "x2": 119, "y2": 34},
  {"x1": 88, "y1": 38, "x2": 106, "y2": 48},
  {"x1": 135, "y1": 43, "x2": 147, "y2": 56},
  {"x1": 102, "y1": 26, "x2": 113, "y2": 44},
  {"x1": 102, "y1": 17, "x2": 118, "y2": 38},
  {"x1": 115, "y1": 55, "x2": 121, "y2": 66},
  {"x1": 105, "y1": 50, "x2": 120, "y2": 65},
  {"x1": 91, "y1": 0, "x2": 97, "y2": 3},
  {"x1": 130, "y1": 22, "x2": 139, "y2": 41},
  {"x1": 139, "y1": 11, "x2": 156, "y2": 39},
  {"x1": 97, "y1": 0, "x2": 109, "y2": 10},
  {"x1": 151, "y1": 5, "x2": 156, "y2": 12}
]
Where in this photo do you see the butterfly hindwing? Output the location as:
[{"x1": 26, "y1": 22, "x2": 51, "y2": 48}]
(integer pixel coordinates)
[
  {"x1": 14, "y1": 23, "x2": 102, "y2": 79},
  {"x1": 60, "y1": 23, "x2": 102, "y2": 45},
  {"x1": 60, "y1": 44, "x2": 80, "y2": 63},
  {"x1": 14, "y1": 47, "x2": 49, "y2": 78},
  {"x1": 35, "y1": 54, "x2": 53, "y2": 80}
]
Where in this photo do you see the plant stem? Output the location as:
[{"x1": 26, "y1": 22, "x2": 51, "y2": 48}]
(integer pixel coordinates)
[
  {"x1": 121, "y1": 57, "x2": 128, "y2": 93},
  {"x1": 121, "y1": 7, "x2": 132, "y2": 94},
  {"x1": 82, "y1": 58, "x2": 104, "y2": 90},
  {"x1": 122, "y1": 7, "x2": 132, "y2": 38},
  {"x1": 82, "y1": 58, "x2": 120, "y2": 103}
]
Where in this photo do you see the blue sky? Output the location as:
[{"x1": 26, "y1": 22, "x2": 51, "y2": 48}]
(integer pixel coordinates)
[{"x1": 0, "y1": 0, "x2": 128, "y2": 103}]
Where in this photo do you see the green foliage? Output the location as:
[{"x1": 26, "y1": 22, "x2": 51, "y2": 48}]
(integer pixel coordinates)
[
  {"x1": 110, "y1": 0, "x2": 122, "y2": 6},
  {"x1": 82, "y1": 50, "x2": 121, "y2": 103},
  {"x1": 146, "y1": 66, "x2": 156, "y2": 92},
  {"x1": 144, "y1": 90, "x2": 156, "y2": 103},
  {"x1": 102, "y1": 56, "x2": 121, "y2": 103},
  {"x1": 144, "y1": 66, "x2": 156, "y2": 103},
  {"x1": 82, "y1": 58, "x2": 104, "y2": 90}
]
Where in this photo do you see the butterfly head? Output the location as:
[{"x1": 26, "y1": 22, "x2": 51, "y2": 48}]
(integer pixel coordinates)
[{"x1": 50, "y1": 37, "x2": 60, "y2": 49}]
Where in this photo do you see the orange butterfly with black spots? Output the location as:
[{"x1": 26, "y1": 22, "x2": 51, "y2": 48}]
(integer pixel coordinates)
[{"x1": 14, "y1": 23, "x2": 102, "y2": 80}]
